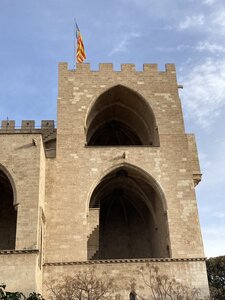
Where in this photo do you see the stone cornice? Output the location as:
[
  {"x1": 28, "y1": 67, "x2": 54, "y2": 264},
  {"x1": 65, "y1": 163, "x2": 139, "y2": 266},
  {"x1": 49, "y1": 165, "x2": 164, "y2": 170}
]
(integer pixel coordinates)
[
  {"x1": 0, "y1": 249, "x2": 39, "y2": 255},
  {"x1": 44, "y1": 257, "x2": 206, "y2": 266}
]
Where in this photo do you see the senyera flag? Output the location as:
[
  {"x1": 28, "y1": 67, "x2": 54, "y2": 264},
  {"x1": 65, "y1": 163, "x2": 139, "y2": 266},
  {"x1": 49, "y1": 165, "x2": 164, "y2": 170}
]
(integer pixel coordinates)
[{"x1": 76, "y1": 23, "x2": 86, "y2": 63}]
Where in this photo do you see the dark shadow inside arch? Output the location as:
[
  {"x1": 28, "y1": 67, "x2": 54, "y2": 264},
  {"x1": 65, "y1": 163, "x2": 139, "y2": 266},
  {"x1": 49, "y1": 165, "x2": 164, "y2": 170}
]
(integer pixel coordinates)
[
  {"x1": 0, "y1": 170, "x2": 17, "y2": 249},
  {"x1": 88, "y1": 166, "x2": 170, "y2": 260},
  {"x1": 89, "y1": 120, "x2": 142, "y2": 146},
  {"x1": 86, "y1": 85, "x2": 159, "y2": 146}
]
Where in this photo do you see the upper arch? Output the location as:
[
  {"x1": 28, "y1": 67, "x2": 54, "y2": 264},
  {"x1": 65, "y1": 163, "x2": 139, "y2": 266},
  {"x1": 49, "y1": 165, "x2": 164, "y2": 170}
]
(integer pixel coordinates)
[{"x1": 85, "y1": 85, "x2": 159, "y2": 146}]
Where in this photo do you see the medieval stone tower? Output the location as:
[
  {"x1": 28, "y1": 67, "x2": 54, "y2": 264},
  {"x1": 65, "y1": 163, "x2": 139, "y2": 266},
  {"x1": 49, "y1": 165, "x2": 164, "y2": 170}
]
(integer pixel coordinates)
[{"x1": 0, "y1": 62, "x2": 209, "y2": 298}]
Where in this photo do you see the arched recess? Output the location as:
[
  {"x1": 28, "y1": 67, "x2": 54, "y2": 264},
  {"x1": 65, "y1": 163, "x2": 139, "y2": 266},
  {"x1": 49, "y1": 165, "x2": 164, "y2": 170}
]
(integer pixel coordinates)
[
  {"x1": 0, "y1": 165, "x2": 17, "y2": 250},
  {"x1": 87, "y1": 164, "x2": 170, "y2": 260},
  {"x1": 85, "y1": 85, "x2": 159, "y2": 146}
]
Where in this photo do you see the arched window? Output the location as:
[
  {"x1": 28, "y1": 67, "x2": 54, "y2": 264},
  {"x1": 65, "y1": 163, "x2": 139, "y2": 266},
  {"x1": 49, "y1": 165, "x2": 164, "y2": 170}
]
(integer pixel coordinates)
[
  {"x1": 129, "y1": 291, "x2": 137, "y2": 300},
  {"x1": 0, "y1": 169, "x2": 17, "y2": 249},
  {"x1": 88, "y1": 165, "x2": 170, "y2": 260},
  {"x1": 86, "y1": 85, "x2": 159, "y2": 146}
]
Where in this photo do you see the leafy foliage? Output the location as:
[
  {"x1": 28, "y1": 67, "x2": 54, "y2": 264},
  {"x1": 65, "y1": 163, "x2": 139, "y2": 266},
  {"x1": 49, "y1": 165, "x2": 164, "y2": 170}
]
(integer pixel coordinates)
[
  {"x1": 206, "y1": 255, "x2": 225, "y2": 299},
  {"x1": 0, "y1": 289, "x2": 44, "y2": 300},
  {"x1": 2, "y1": 292, "x2": 26, "y2": 300},
  {"x1": 26, "y1": 293, "x2": 44, "y2": 300},
  {"x1": 0, "y1": 291, "x2": 25, "y2": 300}
]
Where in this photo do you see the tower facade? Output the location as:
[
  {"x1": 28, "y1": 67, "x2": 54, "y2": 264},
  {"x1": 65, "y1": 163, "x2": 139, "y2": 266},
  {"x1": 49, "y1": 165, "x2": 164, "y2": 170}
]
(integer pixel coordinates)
[{"x1": 0, "y1": 62, "x2": 209, "y2": 298}]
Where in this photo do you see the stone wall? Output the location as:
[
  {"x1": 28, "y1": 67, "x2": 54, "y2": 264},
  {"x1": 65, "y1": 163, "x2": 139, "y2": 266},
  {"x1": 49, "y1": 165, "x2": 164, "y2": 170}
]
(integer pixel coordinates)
[
  {"x1": 0, "y1": 251, "x2": 39, "y2": 295},
  {"x1": 0, "y1": 134, "x2": 44, "y2": 250},
  {"x1": 0, "y1": 133, "x2": 45, "y2": 293},
  {"x1": 43, "y1": 259, "x2": 209, "y2": 299}
]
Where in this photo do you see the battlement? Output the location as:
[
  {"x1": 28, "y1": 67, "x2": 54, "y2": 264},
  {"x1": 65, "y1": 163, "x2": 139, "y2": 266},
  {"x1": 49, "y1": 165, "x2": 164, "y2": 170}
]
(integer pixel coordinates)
[
  {"x1": 0, "y1": 120, "x2": 55, "y2": 133},
  {"x1": 0, "y1": 120, "x2": 57, "y2": 158},
  {"x1": 59, "y1": 62, "x2": 176, "y2": 74}
]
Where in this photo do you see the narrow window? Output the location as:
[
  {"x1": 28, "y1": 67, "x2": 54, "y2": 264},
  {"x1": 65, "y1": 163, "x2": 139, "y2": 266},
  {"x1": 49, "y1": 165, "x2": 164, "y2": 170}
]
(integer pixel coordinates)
[{"x1": 129, "y1": 291, "x2": 137, "y2": 300}]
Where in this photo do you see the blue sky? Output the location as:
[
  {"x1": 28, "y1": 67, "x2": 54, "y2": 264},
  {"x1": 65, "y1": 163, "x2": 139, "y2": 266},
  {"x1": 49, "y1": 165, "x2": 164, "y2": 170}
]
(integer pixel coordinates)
[{"x1": 0, "y1": 0, "x2": 224, "y2": 257}]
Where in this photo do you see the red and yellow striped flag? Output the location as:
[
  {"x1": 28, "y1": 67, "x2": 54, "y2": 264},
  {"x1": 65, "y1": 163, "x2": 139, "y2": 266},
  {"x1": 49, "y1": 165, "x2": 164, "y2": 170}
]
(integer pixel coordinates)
[{"x1": 76, "y1": 24, "x2": 86, "y2": 63}]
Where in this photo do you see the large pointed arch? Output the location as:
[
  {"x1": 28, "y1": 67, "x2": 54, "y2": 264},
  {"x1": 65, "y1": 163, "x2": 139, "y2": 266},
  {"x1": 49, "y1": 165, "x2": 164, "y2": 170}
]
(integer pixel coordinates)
[
  {"x1": 85, "y1": 85, "x2": 159, "y2": 146},
  {"x1": 87, "y1": 163, "x2": 170, "y2": 260},
  {"x1": 0, "y1": 164, "x2": 17, "y2": 249}
]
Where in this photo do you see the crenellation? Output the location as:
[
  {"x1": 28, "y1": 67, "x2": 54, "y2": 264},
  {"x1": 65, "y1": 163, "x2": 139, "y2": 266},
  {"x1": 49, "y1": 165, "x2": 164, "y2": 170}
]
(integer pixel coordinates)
[
  {"x1": 143, "y1": 63, "x2": 158, "y2": 72},
  {"x1": 41, "y1": 120, "x2": 55, "y2": 129},
  {"x1": 62, "y1": 62, "x2": 178, "y2": 77},
  {"x1": 58, "y1": 62, "x2": 68, "y2": 72},
  {"x1": 1, "y1": 120, "x2": 15, "y2": 130},
  {"x1": 75, "y1": 62, "x2": 91, "y2": 73},
  {"x1": 0, "y1": 120, "x2": 56, "y2": 132},
  {"x1": 165, "y1": 63, "x2": 176, "y2": 73},
  {"x1": 121, "y1": 63, "x2": 136, "y2": 72},
  {"x1": 99, "y1": 63, "x2": 113, "y2": 72},
  {"x1": 21, "y1": 120, "x2": 35, "y2": 130}
]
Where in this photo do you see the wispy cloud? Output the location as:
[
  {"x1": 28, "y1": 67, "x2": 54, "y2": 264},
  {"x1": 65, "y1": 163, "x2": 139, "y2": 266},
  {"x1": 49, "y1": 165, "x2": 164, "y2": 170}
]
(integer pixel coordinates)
[
  {"x1": 195, "y1": 41, "x2": 225, "y2": 53},
  {"x1": 158, "y1": 41, "x2": 225, "y2": 54},
  {"x1": 180, "y1": 58, "x2": 225, "y2": 128},
  {"x1": 213, "y1": 212, "x2": 225, "y2": 219},
  {"x1": 201, "y1": 0, "x2": 217, "y2": 5},
  {"x1": 109, "y1": 32, "x2": 141, "y2": 56},
  {"x1": 156, "y1": 44, "x2": 191, "y2": 52},
  {"x1": 178, "y1": 14, "x2": 205, "y2": 30}
]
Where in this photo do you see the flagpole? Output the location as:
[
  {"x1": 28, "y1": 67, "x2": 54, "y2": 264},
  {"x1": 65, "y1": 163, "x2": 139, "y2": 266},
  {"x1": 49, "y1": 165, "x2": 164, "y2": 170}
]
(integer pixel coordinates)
[{"x1": 74, "y1": 18, "x2": 76, "y2": 69}]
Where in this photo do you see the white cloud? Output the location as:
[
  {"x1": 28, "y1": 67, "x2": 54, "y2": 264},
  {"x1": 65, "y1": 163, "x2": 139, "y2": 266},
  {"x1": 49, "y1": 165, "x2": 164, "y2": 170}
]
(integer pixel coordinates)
[
  {"x1": 178, "y1": 14, "x2": 205, "y2": 30},
  {"x1": 109, "y1": 32, "x2": 141, "y2": 56},
  {"x1": 196, "y1": 41, "x2": 225, "y2": 53},
  {"x1": 180, "y1": 58, "x2": 225, "y2": 128},
  {"x1": 175, "y1": 7, "x2": 225, "y2": 36}
]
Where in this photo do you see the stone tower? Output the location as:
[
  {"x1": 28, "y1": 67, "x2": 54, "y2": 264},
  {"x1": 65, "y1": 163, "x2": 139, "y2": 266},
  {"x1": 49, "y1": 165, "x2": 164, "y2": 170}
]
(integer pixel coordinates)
[{"x1": 0, "y1": 62, "x2": 209, "y2": 298}]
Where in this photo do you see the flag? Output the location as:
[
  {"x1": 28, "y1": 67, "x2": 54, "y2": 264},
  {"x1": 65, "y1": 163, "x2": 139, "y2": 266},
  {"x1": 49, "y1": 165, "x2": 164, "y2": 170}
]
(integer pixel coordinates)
[{"x1": 76, "y1": 23, "x2": 86, "y2": 63}]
